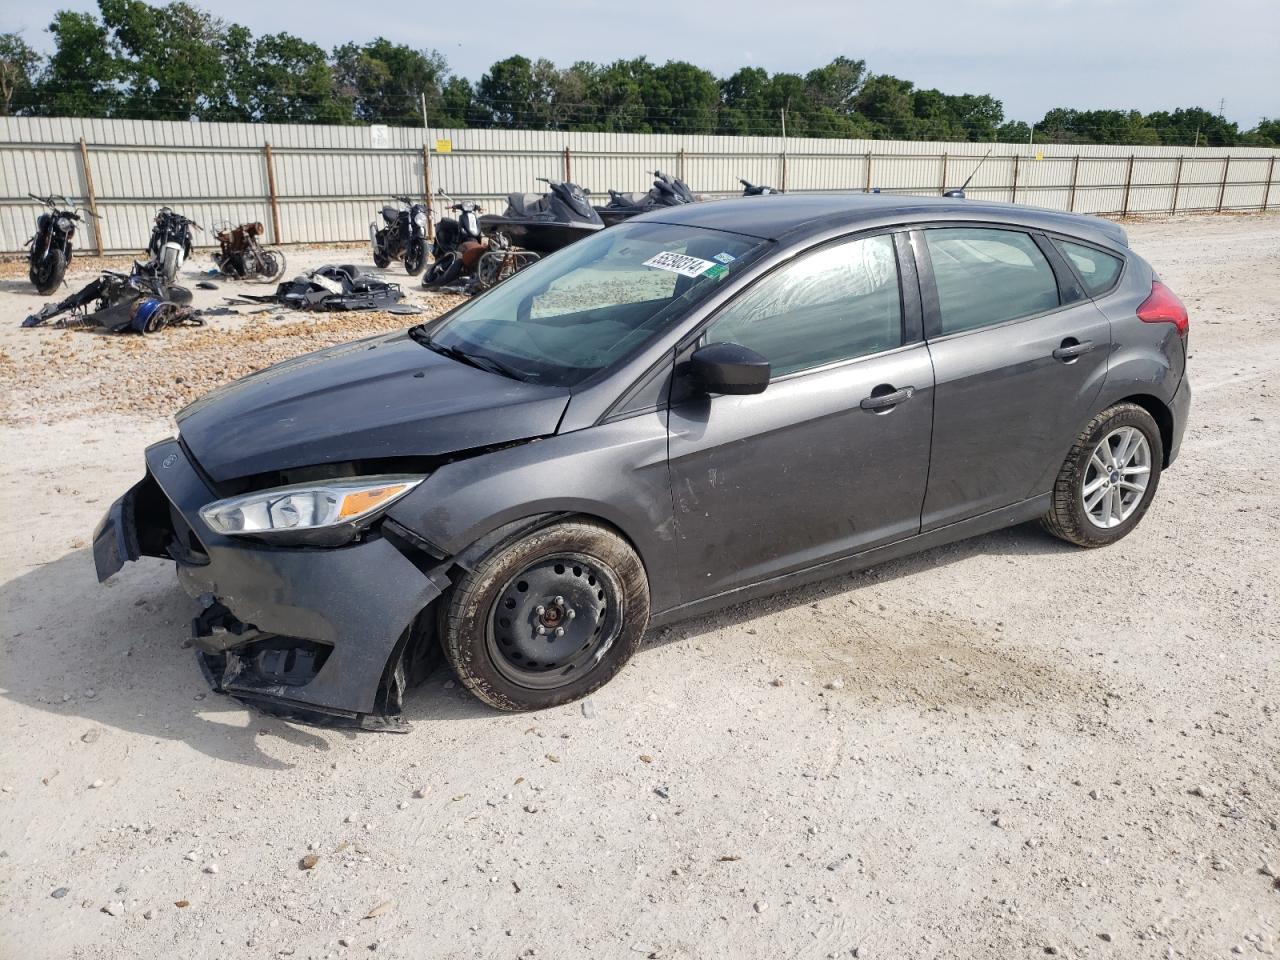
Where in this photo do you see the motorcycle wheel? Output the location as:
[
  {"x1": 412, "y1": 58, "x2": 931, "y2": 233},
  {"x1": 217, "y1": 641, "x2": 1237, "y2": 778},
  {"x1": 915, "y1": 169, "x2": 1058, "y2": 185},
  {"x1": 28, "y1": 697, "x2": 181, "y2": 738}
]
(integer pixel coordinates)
[
  {"x1": 256, "y1": 249, "x2": 288, "y2": 283},
  {"x1": 161, "y1": 246, "x2": 180, "y2": 284},
  {"x1": 30, "y1": 249, "x2": 68, "y2": 296},
  {"x1": 423, "y1": 251, "x2": 463, "y2": 289},
  {"x1": 403, "y1": 238, "x2": 428, "y2": 276}
]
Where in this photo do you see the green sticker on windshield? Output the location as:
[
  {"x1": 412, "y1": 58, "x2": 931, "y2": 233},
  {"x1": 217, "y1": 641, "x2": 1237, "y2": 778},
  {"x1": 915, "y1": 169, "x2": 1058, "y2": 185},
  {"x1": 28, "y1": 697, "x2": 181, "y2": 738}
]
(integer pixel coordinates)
[{"x1": 703, "y1": 263, "x2": 729, "y2": 279}]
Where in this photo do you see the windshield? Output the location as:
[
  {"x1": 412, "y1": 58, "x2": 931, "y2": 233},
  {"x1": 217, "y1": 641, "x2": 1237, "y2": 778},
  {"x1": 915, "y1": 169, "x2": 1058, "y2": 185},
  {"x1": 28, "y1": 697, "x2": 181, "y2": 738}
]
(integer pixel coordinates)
[{"x1": 422, "y1": 221, "x2": 766, "y2": 386}]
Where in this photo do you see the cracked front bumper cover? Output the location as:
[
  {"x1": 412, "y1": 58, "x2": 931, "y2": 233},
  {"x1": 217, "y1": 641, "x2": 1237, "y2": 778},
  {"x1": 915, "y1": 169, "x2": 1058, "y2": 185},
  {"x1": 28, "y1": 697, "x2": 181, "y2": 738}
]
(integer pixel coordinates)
[{"x1": 96, "y1": 439, "x2": 450, "y2": 720}]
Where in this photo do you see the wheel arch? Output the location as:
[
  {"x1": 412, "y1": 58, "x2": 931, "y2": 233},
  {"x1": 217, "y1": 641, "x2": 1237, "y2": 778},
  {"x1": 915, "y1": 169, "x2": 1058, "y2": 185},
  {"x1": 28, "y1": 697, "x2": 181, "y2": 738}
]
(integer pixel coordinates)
[{"x1": 1108, "y1": 393, "x2": 1174, "y2": 466}]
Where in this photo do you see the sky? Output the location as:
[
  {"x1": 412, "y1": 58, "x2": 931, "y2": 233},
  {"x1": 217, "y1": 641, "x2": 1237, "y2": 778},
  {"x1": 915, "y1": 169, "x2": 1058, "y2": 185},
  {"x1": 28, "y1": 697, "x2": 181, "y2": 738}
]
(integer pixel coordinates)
[{"x1": 6, "y1": 0, "x2": 1279, "y2": 127}]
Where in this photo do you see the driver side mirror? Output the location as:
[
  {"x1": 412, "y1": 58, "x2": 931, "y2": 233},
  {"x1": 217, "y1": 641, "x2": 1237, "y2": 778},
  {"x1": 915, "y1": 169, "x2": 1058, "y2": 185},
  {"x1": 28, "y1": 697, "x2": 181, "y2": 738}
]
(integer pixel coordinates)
[{"x1": 688, "y1": 342, "x2": 770, "y2": 395}]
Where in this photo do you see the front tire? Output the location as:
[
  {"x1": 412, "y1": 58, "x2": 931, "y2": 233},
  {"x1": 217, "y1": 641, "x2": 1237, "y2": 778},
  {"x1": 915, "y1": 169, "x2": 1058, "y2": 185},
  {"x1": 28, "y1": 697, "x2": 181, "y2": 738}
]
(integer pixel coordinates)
[
  {"x1": 160, "y1": 246, "x2": 180, "y2": 283},
  {"x1": 440, "y1": 520, "x2": 650, "y2": 711},
  {"x1": 30, "y1": 249, "x2": 67, "y2": 295},
  {"x1": 1042, "y1": 403, "x2": 1164, "y2": 547},
  {"x1": 403, "y1": 237, "x2": 427, "y2": 275}
]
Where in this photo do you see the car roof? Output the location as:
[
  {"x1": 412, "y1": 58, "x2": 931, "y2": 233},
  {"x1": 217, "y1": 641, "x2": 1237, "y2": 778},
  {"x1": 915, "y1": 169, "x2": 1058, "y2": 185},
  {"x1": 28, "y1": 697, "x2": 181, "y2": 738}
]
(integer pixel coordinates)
[{"x1": 641, "y1": 192, "x2": 1129, "y2": 250}]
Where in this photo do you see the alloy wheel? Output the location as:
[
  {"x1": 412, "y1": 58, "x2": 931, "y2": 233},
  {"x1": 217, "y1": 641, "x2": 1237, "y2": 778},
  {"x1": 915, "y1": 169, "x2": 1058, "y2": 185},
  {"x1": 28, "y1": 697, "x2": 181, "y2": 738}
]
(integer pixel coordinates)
[{"x1": 1082, "y1": 426, "x2": 1151, "y2": 529}]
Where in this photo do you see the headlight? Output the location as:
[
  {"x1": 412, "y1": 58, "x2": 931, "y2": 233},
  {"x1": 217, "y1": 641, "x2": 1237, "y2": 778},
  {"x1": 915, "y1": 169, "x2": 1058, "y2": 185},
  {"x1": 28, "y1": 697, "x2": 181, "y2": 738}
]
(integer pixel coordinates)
[
  {"x1": 198, "y1": 475, "x2": 423, "y2": 545},
  {"x1": 57, "y1": 217, "x2": 71, "y2": 231},
  {"x1": 413, "y1": 212, "x2": 427, "y2": 227}
]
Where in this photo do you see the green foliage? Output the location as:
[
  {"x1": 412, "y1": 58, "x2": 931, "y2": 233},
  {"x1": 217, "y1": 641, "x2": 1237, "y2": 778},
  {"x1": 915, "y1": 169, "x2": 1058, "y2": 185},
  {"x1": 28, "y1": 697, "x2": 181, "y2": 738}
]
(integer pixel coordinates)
[
  {"x1": 0, "y1": 32, "x2": 41, "y2": 116},
  {"x1": 10, "y1": 0, "x2": 1278, "y2": 147}
]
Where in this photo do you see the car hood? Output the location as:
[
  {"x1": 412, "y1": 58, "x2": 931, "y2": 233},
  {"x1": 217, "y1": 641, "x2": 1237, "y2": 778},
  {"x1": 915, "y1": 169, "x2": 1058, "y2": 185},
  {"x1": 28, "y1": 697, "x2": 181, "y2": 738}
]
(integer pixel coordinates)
[{"x1": 177, "y1": 330, "x2": 571, "y2": 482}]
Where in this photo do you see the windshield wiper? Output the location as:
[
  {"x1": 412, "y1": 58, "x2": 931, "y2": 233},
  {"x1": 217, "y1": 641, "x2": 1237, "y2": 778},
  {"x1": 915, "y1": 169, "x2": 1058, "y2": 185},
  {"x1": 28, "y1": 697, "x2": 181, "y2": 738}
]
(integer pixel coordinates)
[{"x1": 409, "y1": 326, "x2": 525, "y2": 381}]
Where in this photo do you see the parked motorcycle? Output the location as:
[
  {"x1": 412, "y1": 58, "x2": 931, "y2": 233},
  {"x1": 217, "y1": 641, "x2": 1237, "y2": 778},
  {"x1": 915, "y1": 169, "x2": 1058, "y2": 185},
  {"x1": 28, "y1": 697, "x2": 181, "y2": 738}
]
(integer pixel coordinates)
[
  {"x1": 25, "y1": 194, "x2": 98, "y2": 295},
  {"x1": 740, "y1": 178, "x2": 781, "y2": 195},
  {"x1": 423, "y1": 193, "x2": 486, "y2": 289},
  {"x1": 370, "y1": 196, "x2": 429, "y2": 275},
  {"x1": 211, "y1": 221, "x2": 287, "y2": 282},
  {"x1": 147, "y1": 207, "x2": 201, "y2": 284},
  {"x1": 594, "y1": 170, "x2": 696, "y2": 226}
]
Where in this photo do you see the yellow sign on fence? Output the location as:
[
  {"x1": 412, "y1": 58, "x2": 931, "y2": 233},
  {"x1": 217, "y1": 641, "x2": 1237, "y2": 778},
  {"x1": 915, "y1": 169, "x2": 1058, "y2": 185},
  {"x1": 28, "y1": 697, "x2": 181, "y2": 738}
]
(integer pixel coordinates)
[{"x1": 435, "y1": 139, "x2": 453, "y2": 154}]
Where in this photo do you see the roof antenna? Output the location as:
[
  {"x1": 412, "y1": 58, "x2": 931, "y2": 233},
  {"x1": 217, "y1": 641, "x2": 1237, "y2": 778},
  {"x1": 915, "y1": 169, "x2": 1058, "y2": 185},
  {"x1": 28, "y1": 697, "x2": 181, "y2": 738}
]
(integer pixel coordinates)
[{"x1": 944, "y1": 148, "x2": 993, "y2": 199}]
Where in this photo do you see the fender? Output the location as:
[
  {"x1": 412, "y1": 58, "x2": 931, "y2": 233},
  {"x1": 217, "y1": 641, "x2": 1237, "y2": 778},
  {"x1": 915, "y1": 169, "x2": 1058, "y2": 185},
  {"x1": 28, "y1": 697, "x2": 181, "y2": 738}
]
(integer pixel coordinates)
[{"x1": 385, "y1": 410, "x2": 683, "y2": 614}]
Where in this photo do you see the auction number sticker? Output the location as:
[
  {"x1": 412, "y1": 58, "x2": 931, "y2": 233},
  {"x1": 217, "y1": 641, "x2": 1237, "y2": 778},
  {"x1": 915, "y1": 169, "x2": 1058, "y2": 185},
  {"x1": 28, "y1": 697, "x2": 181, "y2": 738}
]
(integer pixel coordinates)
[{"x1": 643, "y1": 251, "x2": 716, "y2": 277}]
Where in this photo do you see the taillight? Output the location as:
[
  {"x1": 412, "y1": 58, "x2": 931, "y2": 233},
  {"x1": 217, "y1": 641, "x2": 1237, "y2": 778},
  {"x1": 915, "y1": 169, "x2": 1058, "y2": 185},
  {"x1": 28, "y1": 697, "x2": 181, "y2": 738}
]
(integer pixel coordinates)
[{"x1": 1137, "y1": 280, "x2": 1189, "y2": 335}]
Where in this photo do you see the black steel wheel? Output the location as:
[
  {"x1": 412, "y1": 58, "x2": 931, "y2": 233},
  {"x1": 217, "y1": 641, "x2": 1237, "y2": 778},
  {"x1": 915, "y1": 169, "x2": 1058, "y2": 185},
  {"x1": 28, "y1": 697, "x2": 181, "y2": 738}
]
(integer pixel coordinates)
[{"x1": 440, "y1": 520, "x2": 649, "y2": 711}]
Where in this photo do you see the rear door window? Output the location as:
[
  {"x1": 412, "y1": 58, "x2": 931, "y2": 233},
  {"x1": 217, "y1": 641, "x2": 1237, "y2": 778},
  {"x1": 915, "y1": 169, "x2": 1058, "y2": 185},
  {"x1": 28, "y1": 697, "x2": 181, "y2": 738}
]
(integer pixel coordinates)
[
  {"x1": 1052, "y1": 238, "x2": 1124, "y2": 296},
  {"x1": 703, "y1": 233, "x2": 902, "y2": 377},
  {"x1": 924, "y1": 228, "x2": 1060, "y2": 335}
]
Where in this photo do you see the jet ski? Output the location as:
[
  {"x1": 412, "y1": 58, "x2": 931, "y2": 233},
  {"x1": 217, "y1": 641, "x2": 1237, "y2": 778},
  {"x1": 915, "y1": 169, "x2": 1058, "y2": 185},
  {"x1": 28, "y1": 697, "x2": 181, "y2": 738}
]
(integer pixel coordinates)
[
  {"x1": 594, "y1": 170, "x2": 696, "y2": 226},
  {"x1": 478, "y1": 178, "x2": 604, "y2": 254}
]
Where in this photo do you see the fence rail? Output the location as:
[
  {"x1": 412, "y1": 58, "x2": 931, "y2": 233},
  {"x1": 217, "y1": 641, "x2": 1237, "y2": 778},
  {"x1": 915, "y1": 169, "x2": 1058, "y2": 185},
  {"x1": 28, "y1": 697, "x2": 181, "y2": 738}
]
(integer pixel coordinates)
[{"x1": 1, "y1": 117, "x2": 1276, "y2": 254}]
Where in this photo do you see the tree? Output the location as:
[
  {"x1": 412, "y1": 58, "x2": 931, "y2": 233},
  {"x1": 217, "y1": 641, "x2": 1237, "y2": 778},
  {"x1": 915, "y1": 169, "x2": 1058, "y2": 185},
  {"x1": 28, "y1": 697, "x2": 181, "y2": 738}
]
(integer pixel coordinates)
[
  {"x1": 0, "y1": 32, "x2": 40, "y2": 115},
  {"x1": 99, "y1": 0, "x2": 230, "y2": 120},
  {"x1": 1240, "y1": 117, "x2": 1279, "y2": 146},
  {"x1": 37, "y1": 11, "x2": 122, "y2": 118},
  {"x1": 333, "y1": 38, "x2": 451, "y2": 126}
]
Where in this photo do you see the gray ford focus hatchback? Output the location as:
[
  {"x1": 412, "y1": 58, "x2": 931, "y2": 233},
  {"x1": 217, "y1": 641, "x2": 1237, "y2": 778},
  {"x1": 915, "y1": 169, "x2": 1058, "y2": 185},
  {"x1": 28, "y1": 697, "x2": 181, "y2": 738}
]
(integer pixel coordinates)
[{"x1": 94, "y1": 193, "x2": 1190, "y2": 724}]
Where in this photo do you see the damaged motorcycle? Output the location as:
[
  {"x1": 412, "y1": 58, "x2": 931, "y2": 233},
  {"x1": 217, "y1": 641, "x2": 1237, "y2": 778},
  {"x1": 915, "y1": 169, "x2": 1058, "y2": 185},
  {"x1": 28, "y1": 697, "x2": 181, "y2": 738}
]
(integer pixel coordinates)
[
  {"x1": 740, "y1": 178, "x2": 781, "y2": 195},
  {"x1": 211, "y1": 221, "x2": 287, "y2": 282},
  {"x1": 370, "y1": 196, "x2": 429, "y2": 275},
  {"x1": 242, "y1": 264, "x2": 405, "y2": 312},
  {"x1": 25, "y1": 193, "x2": 99, "y2": 295},
  {"x1": 422, "y1": 193, "x2": 485, "y2": 290},
  {"x1": 22, "y1": 260, "x2": 197, "y2": 333},
  {"x1": 148, "y1": 206, "x2": 201, "y2": 283}
]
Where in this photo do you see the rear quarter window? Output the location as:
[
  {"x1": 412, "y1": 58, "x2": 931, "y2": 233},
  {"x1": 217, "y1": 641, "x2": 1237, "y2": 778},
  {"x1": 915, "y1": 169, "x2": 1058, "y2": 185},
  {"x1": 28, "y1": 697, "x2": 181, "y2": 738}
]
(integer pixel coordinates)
[{"x1": 1053, "y1": 238, "x2": 1124, "y2": 296}]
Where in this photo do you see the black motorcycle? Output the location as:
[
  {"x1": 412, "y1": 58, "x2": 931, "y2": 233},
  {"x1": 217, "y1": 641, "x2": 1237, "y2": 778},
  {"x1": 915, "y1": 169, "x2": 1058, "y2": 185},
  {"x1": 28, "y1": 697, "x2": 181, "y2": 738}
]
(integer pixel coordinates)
[
  {"x1": 147, "y1": 207, "x2": 201, "y2": 284},
  {"x1": 26, "y1": 194, "x2": 97, "y2": 295},
  {"x1": 423, "y1": 192, "x2": 485, "y2": 289},
  {"x1": 594, "y1": 170, "x2": 696, "y2": 226},
  {"x1": 740, "y1": 178, "x2": 781, "y2": 195},
  {"x1": 370, "y1": 196, "x2": 429, "y2": 275}
]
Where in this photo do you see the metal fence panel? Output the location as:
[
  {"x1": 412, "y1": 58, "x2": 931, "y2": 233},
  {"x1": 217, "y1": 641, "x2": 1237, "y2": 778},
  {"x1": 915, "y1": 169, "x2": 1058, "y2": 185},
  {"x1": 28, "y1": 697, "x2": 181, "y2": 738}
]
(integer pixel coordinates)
[{"x1": 2, "y1": 116, "x2": 1276, "y2": 253}]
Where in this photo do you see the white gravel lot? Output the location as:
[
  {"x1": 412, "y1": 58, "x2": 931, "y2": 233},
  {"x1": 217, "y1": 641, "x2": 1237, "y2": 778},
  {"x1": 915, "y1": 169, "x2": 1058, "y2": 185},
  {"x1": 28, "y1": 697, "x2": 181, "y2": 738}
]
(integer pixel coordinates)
[{"x1": 0, "y1": 214, "x2": 1277, "y2": 960}]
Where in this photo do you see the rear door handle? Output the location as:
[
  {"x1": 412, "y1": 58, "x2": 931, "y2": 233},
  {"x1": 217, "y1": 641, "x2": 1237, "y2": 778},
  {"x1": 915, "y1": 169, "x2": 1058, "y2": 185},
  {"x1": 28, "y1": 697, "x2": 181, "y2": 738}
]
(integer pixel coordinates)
[
  {"x1": 1052, "y1": 339, "x2": 1094, "y2": 361},
  {"x1": 860, "y1": 386, "x2": 915, "y2": 411}
]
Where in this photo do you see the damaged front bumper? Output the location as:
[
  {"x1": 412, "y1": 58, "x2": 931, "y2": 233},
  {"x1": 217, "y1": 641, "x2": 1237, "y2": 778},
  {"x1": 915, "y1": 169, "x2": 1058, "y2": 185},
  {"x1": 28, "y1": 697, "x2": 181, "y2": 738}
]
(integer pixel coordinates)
[{"x1": 93, "y1": 439, "x2": 450, "y2": 724}]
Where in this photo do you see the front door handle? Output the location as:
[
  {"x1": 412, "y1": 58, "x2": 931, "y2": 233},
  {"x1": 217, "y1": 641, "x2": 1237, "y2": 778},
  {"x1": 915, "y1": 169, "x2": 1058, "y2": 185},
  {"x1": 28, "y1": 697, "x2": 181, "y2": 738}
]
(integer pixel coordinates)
[
  {"x1": 860, "y1": 385, "x2": 915, "y2": 411},
  {"x1": 1052, "y1": 339, "x2": 1094, "y2": 362}
]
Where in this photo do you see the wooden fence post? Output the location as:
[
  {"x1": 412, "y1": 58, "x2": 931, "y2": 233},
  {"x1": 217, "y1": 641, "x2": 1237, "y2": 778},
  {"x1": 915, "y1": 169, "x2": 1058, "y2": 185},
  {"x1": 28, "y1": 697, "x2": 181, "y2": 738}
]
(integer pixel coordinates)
[
  {"x1": 1216, "y1": 156, "x2": 1230, "y2": 213},
  {"x1": 1171, "y1": 156, "x2": 1184, "y2": 215},
  {"x1": 1121, "y1": 155, "x2": 1135, "y2": 217},
  {"x1": 422, "y1": 143, "x2": 434, "y2": 243},
  {"x1": 939, "y1": 153, "x2": 948, "y2": 195},
  {"x1": 1068, "y1": 155, "x2": 1080, "y2": 212},
  {"x1": 677, "y1": 147, "x2": 685, "y2": 182},
  {"x1": 1264, "y1": 155, "x2": 1276, "y2": 213},
  {"x1": 864, "y1": 151, "x2": 872, "y2": 192},
  {"x1": 77, "y1": 137, "x2": 102, "y2": 254},
  {"x1": 1010, "y1": 153, "x2": 1020, "y2": 204},
  {"x1": 264, "y1": 143, "x2": 283, "y2": 245},
  {"x1": 563, "y1": 146, "x2": 571, "y2": 183}
]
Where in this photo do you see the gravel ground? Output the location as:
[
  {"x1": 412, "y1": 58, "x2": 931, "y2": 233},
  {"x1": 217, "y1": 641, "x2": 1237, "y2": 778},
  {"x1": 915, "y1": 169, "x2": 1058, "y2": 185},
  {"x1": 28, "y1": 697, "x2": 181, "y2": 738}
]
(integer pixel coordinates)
[{"x1": 0, "y1": 214, "x2": 1277, "y2": 960}]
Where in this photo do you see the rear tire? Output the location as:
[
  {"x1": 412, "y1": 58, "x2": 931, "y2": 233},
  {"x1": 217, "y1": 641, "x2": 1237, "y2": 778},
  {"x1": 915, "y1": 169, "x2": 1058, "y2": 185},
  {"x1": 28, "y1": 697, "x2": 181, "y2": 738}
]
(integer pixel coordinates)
[
  {"x1": 440, "y1": 520, "x2": 649, "y2": 711},
  {"x1": 423, "y1": 251, "x2": 463, "y2": 289},
  {"x1": 30, "y1": 249, "x2": 67, "y2": 295},
  {"x1": 1041, "y1": 403, "x2": 1164, "y2": 547}
]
